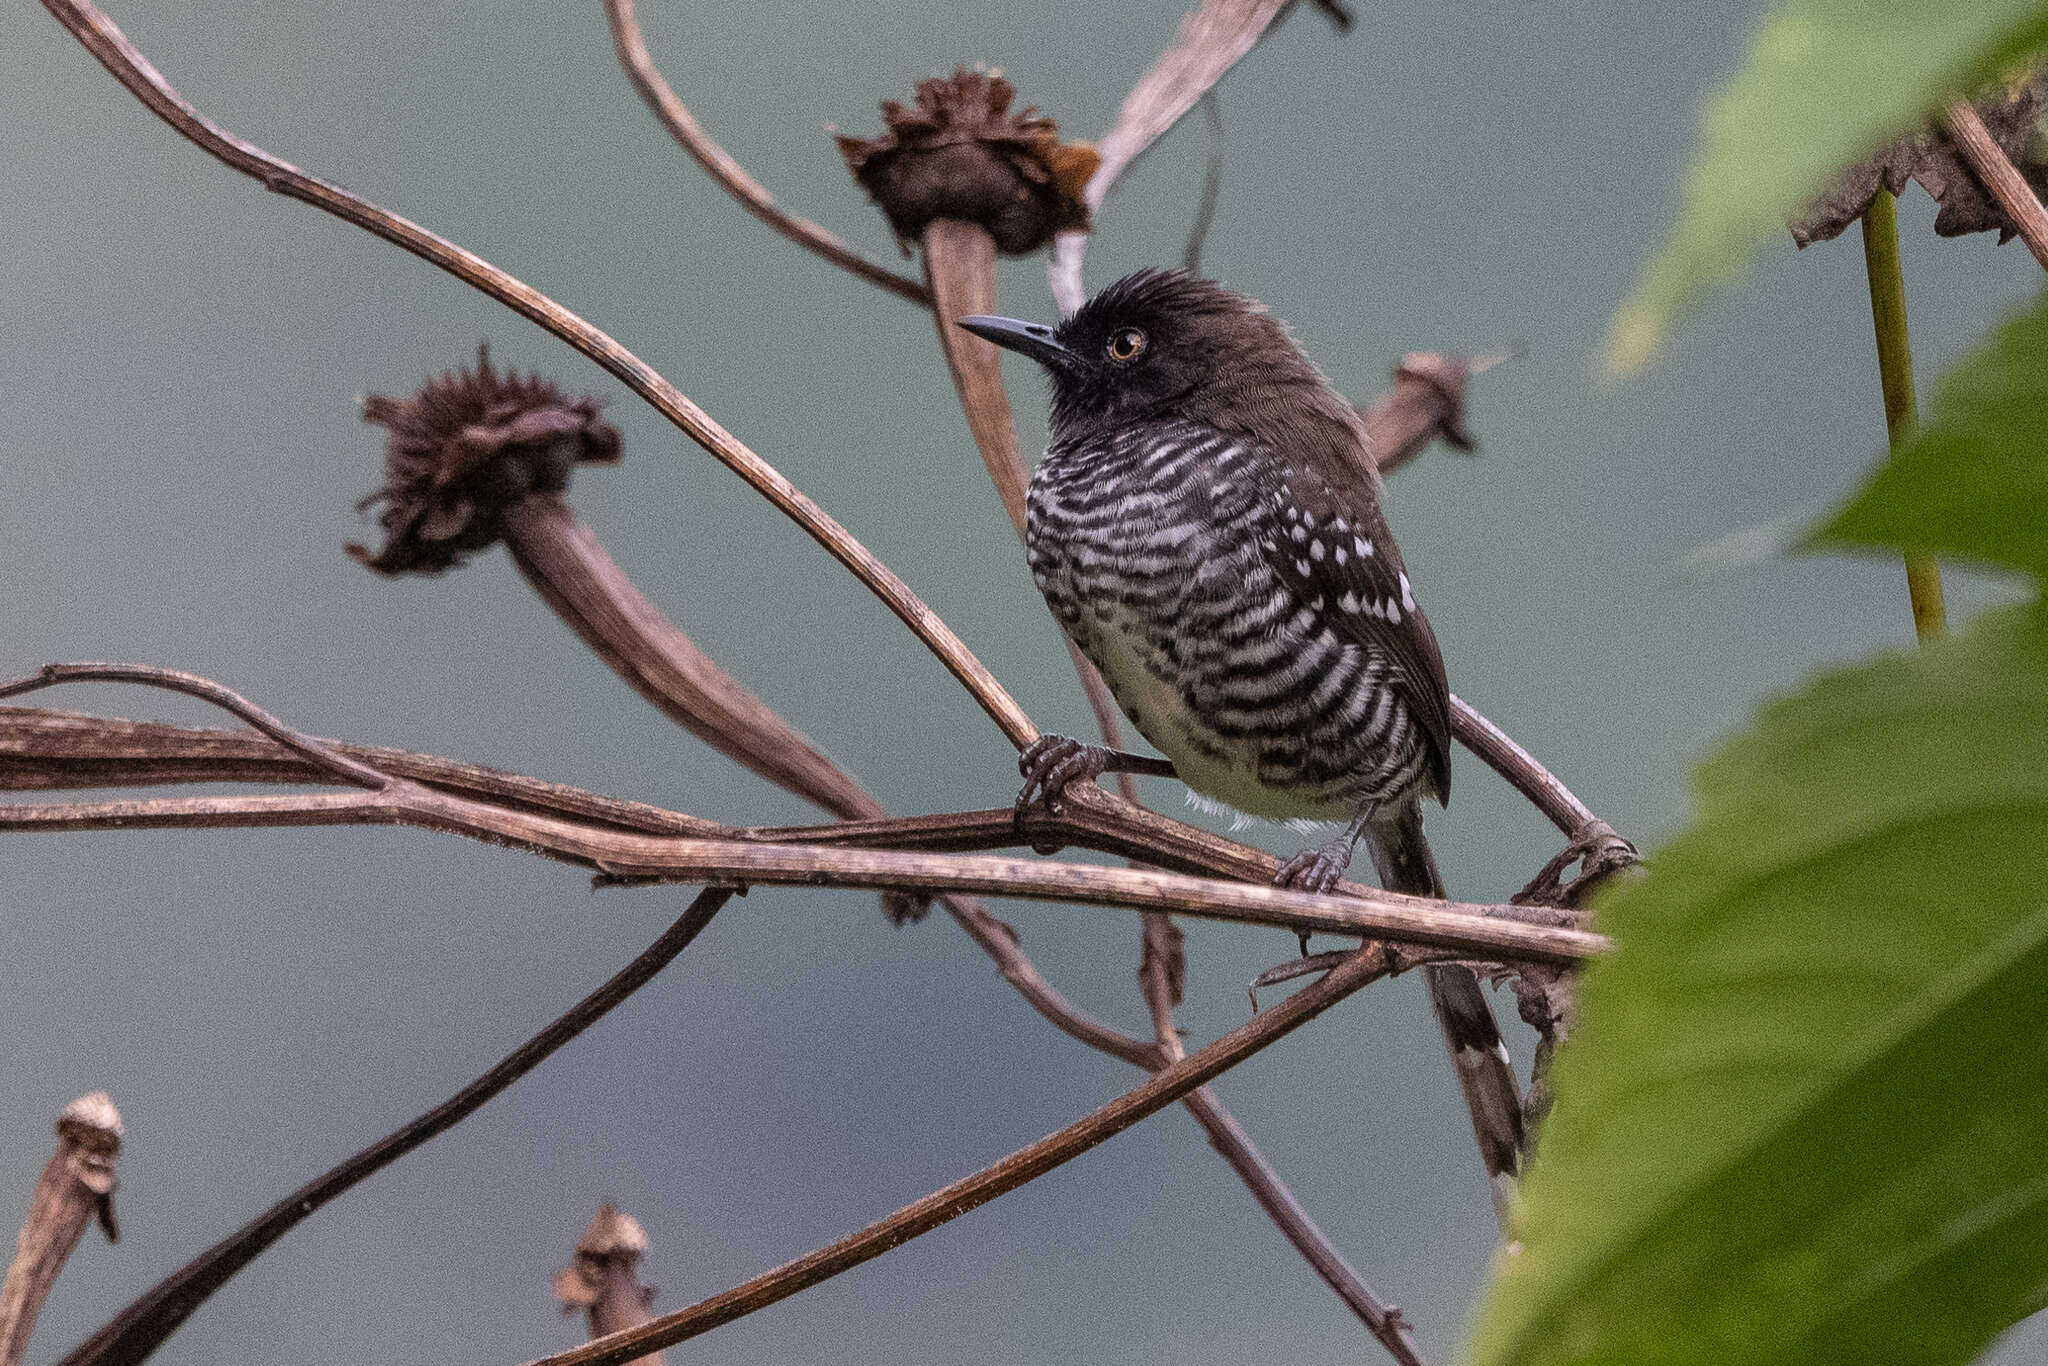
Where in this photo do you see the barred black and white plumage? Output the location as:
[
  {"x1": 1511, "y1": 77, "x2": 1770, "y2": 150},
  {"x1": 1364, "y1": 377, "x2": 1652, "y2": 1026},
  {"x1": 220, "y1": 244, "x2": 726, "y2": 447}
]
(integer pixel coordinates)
[
  {"x1": 1027, "y1": 416, "x2": 1443, "y2": 823},
  {"x1": 962, "y1": 270, "x2": 1525, "y2": 1214}
]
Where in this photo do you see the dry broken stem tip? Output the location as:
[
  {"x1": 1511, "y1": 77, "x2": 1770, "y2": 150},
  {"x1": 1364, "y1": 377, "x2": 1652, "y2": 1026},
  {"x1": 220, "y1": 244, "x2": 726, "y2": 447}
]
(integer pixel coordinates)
[
  {"x1": 555, "y1": 1205, "x2": 666, "y2": 1366},
  {"x1": 0, "y1": 1093, "x2": 122, "y2": 1366}
]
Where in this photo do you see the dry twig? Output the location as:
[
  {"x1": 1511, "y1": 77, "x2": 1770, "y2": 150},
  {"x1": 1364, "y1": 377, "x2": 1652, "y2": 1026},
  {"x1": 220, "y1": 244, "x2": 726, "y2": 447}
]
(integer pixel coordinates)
[
  {"x1": 521, "y1": 943, "x2": 1398, "y2": 1366},
  {"x1": 599, "y1": 0, "x2": 929, "y2": 305},
  {"x1": 0, "y1": 1095, "x2": 121, "y2": 1366},
  {"x1": 55, "y1": 890, "x2": 731, "y2": 1366}
]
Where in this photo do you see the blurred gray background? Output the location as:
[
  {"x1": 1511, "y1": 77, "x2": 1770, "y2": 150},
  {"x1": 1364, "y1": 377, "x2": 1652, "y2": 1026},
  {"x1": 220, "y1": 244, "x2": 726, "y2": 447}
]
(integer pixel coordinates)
[{"x1": 3, "y1": 1, "x2": 2042, "y2": 1362}]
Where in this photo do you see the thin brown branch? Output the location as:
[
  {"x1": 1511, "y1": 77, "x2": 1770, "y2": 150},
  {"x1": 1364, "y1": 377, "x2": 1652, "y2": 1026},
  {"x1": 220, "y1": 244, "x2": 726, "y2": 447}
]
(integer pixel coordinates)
[
  {"x1": 37, "y1": 0, "x2": 1033, "y2": 750},
  {"x1": 0, "y1": 1095, "x2": 121, "y2": 1366},
  {"x1": 1050, "y1": 0, "x2": 1294, "y2": 313},
  {"x1": 553, "y1": 1205, "x2": 666, "y2": 1366},
  {"x1": 0, "y1": 785, "x2": 1603, "y2": 964},
  {"x1": 56, "y1": 889, "x2": 732, "y2": 1366},
  {"x1": 520, "y1": 943, "x2": 1398, "y2": 1366},
  {"x1": 934, "y1": 893, "x2": 1159, "y2": 1067},
  {"x1": 1944, "y1": 97, "x2": 2048, "y2": 270},
  {"x1": 0, "y1": 703, "x2": 1590, "y2": 938},
  {"x1": 599, "y1": 0, "x2": 929, "y2": 305},
  {"x1": 0, "y1": 706, "x2": 722, "y2": 836},
  {"x1": 1447, "y1": 696, "x2": 1595, "y2": 837},
  {"x1": 1176, "y1": 1091, "x2": 1427, "y2": 1364}
]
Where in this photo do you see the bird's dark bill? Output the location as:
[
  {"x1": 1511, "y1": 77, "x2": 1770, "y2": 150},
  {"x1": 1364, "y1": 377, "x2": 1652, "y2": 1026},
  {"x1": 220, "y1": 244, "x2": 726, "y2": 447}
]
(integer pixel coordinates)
[{"x1": 957, "y1": 314, "x2": 1079, "y2": 373}]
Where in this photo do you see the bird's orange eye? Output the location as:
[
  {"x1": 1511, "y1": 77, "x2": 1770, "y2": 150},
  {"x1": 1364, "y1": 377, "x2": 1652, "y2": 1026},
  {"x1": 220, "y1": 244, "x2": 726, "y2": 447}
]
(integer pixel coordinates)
[{"x1": 1106, "y1": 327, "x2": 1147, "y2": 362}]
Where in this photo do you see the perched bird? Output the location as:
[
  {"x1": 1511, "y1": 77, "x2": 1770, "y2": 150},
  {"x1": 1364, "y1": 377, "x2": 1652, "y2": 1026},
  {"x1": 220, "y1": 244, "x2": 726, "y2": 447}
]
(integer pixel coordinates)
[{"x1": 961, "y1": 270, "x2": 1525, "y2": 1206}]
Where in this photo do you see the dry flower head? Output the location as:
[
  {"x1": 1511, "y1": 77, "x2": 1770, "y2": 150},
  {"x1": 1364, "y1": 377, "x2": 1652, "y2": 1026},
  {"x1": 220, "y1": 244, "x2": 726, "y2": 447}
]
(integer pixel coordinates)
[
  {"x1": 349, "y1": 346, "x2": 620, "y2": 574},
  {"x1": 837, "y1": 68, "x2": 1099, "y2": 255}
]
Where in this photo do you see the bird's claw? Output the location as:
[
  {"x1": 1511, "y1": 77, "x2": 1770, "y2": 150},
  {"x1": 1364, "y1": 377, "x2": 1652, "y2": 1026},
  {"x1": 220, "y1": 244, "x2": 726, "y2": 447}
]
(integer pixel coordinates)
[
  {"x1": 1014, "y1": 734, "x2": 1112, "y2": 818},
  {"x1": 1273, "y1": 839, "x2": 1352, "y2": 897}
]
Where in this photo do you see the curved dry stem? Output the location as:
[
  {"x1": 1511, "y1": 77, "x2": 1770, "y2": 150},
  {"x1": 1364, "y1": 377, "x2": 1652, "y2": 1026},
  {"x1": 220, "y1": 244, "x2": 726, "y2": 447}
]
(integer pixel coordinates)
[
  {"x1": 1177, "y1": 1091, "x2": 1427, "y2": 1364},
  {"x1": 37, "y1": 0, "x2": 1033, "y2": 750},
  {"x1": 56, "y1": 890, "x2": 732, "y2": 1366},
  {"x1": 0, "y1": 663, "x2": 390, "y2": 790},
  {"x1": 599, "y1": 0, "x2": 930, "y2": 306},
  {"x1": 520, "y1": 943, "x2": 1397, "y2": 1366},
  {"x1": 1181, "y1": 91, "x2": 1225, "y2": 274}
]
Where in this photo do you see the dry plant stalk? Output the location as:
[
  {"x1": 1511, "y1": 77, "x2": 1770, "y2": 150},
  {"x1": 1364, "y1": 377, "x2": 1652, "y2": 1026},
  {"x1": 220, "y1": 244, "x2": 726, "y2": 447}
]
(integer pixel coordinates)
[
  {"x1": 553, "y1": 1206, "x2": 666, "y2": 1366},
  {"x1": 0, "y1": 1095, "x2": 121, "y2": 1366}
]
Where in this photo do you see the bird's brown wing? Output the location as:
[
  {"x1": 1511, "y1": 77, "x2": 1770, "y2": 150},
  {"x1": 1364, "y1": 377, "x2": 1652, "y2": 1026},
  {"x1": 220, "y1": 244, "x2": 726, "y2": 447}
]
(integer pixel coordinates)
[{"x1": 1254, "y1": 437, "x2": 1453, "y2": 804}]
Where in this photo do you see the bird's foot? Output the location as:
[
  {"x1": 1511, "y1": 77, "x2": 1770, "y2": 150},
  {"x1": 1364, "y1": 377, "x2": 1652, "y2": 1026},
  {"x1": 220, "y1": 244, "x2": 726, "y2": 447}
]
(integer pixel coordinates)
[
  {"x1": 1273, "y1": 835, "x2": 1356, "y2": 897},
  {"x1": 1014, "y1": 734, "x2": 1114, "y2": 818}
]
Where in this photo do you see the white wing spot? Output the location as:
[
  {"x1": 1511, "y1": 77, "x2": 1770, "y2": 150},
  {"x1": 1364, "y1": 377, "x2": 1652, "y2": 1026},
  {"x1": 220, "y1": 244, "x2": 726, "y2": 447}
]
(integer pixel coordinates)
[
  {"x1": 1309, "y1": 539, "x2": 1325, "y2": 561},
  {"x1": 1385, "y1": 602, "x2": 1402, "y2": 624},
  {"x1": 1399, "y1": 572, "x2": 1416, "y2": 613},
  {"x1": 1355, "y1": 537, "x2": 1374, "y2": 558},
  {"x1": 1333, "y1": 545, "x2": 1348, "y2": 565},
  {"x1": 1290, "y1": 525, "x2": 1307, "y2": 543},
  {"x1": 1294, "y1": 558, "x2": 1313, "y2": 576},
  {"x1": 1339, "y1": 591, "x2": 1360, "y2": 613}
]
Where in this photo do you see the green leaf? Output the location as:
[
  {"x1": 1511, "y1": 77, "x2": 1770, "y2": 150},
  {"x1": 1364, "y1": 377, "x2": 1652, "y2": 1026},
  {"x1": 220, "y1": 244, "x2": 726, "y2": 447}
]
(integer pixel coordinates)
[
  {"x1": 1823, "y1": 289, "x2": 2048, "y2": 579},
  {"x1": 1601, "y1": 0, "x2": 2048, "y2": 376},
  {"x1": 1465, "y1": 608, "x2": 2048, "y2": 1366}
]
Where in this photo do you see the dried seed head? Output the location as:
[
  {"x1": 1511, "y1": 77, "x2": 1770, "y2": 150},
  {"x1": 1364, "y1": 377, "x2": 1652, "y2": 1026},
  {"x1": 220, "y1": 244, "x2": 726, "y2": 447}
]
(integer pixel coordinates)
[
  {"x1": 1792, "y1": 63, "x2": 2048, "y2": 246},
  {"x1": 349, "y1": 346, "x2": 620, "y2": 575},
  {"x1": 836, "y1": 67, "x2": 1099, "y2": 255}
]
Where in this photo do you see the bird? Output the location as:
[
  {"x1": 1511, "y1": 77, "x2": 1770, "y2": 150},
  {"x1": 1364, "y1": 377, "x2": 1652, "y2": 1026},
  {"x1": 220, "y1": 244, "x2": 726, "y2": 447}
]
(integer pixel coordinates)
[{"x1": 959, "y1": 269, "x2": 1525, "y2": 1210}]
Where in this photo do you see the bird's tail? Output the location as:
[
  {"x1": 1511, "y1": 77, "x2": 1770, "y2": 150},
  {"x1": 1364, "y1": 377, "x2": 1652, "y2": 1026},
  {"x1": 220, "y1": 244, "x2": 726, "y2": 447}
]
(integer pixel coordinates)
[{"x1": 1369, "y1": 804, "x2": 1526, "y2": 1229}]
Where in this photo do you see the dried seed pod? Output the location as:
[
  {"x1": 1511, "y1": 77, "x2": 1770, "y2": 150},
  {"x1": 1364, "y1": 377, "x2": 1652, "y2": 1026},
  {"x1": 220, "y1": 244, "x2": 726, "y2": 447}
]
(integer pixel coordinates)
[
  {"x1": 1792, "y1": 63, "x2": 2048, "y2": 246},
  {"x1": 349, "y1": 345, "x2": 620, "y2": 574},
  {"x1": 552, "y1": 1204, "x2": 665, "y2": 1366},
  {"x1": 836, "y1": 68, "x2": 1098, "y2": 255}
]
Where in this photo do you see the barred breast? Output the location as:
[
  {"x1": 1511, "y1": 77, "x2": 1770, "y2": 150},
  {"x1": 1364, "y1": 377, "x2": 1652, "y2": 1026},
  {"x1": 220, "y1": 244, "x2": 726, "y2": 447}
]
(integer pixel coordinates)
[{"x1": 1024, "y1": 420, "x2": 1431, "y2": 822}]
